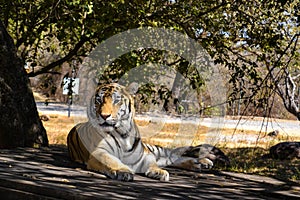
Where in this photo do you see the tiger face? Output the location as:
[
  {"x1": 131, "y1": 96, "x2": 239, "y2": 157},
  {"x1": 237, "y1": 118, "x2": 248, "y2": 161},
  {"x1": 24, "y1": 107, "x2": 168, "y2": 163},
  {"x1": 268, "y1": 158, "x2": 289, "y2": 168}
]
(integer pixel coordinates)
[{"x1": 91, "y1": 83, "x2": 135, "y2": 135}]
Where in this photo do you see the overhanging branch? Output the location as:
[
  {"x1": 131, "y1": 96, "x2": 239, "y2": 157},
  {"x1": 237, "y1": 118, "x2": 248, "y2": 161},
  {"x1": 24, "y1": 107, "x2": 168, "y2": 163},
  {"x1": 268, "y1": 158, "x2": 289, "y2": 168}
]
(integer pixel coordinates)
[{"x1": 27, "y1": 36, "x2": 88, "y2": 77}]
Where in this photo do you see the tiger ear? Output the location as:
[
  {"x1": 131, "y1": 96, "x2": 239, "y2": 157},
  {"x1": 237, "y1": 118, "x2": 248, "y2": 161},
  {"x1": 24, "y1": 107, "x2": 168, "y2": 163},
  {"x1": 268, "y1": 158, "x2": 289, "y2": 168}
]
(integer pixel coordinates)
[{"x1": 126, "y1": 82, "x2": 139, "y2": 95}]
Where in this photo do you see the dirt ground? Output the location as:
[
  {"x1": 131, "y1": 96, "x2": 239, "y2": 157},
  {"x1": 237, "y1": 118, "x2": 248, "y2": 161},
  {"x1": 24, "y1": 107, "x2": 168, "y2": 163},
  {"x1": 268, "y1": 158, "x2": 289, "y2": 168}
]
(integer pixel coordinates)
[{"x1": 0, "y1": 145, "x2": 299, "y2": 200}]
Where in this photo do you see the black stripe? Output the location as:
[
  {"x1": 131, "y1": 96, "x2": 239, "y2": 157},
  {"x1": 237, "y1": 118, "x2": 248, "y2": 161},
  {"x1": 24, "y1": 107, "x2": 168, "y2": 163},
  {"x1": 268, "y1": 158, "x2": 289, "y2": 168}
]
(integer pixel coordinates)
[
  {"x1": 105, "y1": 137, "x2": 116, "y2": 154},
  {"x1": 124, "y1": 145, "x2": 144, "y2": 165},
  {"x1": 74, "y1": 126, "x2": 88, "y2": 162},
  {"x1": 68, "y1": 130, "x2": 75, "y2": 158},
  {"x1": 126, "y1": 137, "x2": 141, "y2": 153},
  {"x1": 128, "y1": 98, "x2": 131, "y2": 113},
  {"x1": 109, "y1": 134, "x2": 121, "y2": 151},
  {"x1": 74, "y1": 130, "x2": 84, "y2": 161}
]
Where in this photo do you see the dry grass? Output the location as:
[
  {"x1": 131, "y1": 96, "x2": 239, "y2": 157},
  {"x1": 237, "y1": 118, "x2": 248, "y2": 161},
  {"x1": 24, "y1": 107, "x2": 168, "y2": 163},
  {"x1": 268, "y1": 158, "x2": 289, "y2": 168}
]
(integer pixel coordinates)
[
  {"x1": 42, "y1": 114, "x2": 300, "y2": 184},
  {"x1": 33, "y1": 91, "x2": 48, "y2": 102},
  {"x1": 44, "y1": 114, "x2": 300, "y2": 148},
  {"x1": 42, "y1": 114, "x2": 87, "y2": 145}
]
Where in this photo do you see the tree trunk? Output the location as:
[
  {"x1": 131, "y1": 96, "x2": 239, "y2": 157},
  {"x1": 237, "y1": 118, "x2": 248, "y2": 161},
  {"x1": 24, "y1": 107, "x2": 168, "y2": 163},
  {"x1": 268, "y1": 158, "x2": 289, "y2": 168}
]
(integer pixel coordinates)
[{"x1": 0, "y1": 20, "x2": 48, "y2": 148}]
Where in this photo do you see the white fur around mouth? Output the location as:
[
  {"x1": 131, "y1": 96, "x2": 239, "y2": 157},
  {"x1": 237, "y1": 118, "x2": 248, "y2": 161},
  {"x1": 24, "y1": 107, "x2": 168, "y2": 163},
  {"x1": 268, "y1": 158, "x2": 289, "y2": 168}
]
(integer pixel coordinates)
[
  {"x1": 98, "y1": 117, "x2": 117, "y2": 125},
  {"x1": 100, "y1": 121, "x2": 115, "y2": 127}
]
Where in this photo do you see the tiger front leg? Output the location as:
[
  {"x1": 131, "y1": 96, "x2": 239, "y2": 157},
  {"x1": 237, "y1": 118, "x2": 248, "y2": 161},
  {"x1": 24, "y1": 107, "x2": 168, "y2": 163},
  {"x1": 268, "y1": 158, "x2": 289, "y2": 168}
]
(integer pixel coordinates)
[
  {"x1": 87, "y1": 152, "x2": 134, "y2": 181},
  {"x1": 142, "y1": 154, "x2": 170, "y2": 181}
]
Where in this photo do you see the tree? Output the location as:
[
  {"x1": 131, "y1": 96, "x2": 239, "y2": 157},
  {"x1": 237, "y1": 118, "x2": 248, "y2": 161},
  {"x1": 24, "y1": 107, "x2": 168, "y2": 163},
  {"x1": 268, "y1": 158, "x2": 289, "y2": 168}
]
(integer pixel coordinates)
[
  {"x1": 1, "y1": 0, "x2": 299, "y2": 119},
  {"x1": 212, "y1": 0, "x2": 300, "y2": 120},
  {"x1": 0, "y1": 20, "x2": 48, "y2": 148}
]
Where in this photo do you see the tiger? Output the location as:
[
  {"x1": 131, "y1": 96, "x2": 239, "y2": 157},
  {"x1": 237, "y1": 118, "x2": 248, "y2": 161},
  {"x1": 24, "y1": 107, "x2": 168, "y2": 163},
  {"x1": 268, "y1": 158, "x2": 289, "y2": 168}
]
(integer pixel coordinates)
[{"x1": 67, "y1": 83, "x2": 216, "y2": 181}]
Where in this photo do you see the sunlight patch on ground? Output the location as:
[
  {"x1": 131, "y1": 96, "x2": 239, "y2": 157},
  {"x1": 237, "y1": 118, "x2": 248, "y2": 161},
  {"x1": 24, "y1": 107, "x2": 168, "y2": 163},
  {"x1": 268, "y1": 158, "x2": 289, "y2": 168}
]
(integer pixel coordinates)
[{"x1": 43, "y1": 114, "x2": 300, "y2": 149}]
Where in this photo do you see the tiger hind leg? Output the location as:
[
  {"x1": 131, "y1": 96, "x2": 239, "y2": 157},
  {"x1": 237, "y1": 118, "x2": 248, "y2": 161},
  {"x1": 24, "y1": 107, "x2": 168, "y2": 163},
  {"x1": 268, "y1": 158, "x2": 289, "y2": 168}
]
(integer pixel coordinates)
[{"x1": 171, "y1": 157, "x2": 214, "y2": 171}]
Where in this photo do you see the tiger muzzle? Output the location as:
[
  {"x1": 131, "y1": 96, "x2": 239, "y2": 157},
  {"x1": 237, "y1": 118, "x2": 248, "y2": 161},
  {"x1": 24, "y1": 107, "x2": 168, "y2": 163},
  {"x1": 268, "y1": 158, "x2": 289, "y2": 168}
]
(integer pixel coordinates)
[{"x1": 100, "y1": 113, "x2": 111, "y2": 120}]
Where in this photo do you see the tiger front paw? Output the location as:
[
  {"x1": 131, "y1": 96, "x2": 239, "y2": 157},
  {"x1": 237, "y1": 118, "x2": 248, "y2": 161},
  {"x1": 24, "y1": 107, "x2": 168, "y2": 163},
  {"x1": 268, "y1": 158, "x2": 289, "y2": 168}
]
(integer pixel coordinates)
[
  {"x1": 104, "y1": 167, "x2": 134, "y2": 181},
  {"x1": 87, "y1": 161, "x2": 134, "y2": 181},
  {"x1": 110, "y1": 170, "x2": 134, "y2": 181},
  {"x1": 145, "y1": 167, "x2": 169, "y2": 181}
]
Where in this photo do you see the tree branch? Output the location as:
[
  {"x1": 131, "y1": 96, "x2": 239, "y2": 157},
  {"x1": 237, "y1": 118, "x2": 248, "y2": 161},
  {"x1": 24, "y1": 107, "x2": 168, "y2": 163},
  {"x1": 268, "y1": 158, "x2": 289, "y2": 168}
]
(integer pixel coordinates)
[
  {"x1": 182, "y1": 1, "x2": 229, "y2": 24},
  {"x1": 27, "y1": 36, "x2": 88, "y2": 77}
]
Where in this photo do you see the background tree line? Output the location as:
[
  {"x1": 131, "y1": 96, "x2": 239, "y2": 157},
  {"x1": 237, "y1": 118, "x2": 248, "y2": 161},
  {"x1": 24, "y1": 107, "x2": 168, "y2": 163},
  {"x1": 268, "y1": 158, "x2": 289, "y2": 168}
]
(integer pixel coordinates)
[{"x1": 0, "y1": 0, "x2": 299, "y2": 147}]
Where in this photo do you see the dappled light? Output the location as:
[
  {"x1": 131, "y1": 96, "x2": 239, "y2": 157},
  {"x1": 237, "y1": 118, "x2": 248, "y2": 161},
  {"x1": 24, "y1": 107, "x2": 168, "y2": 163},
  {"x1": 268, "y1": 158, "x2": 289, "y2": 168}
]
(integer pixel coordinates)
[
  {"x1": 42, "y1": 114, "x2": 300, "y2": 184},
  {"x1": 1, "y1": 0, "x2": 300, "y2": 198},
  {"x1": 222, "y1": 147, "x2": 300, "y2": 183},
  {"x1": 0, "y1": 146, "x2": 299, "y2": 199}
]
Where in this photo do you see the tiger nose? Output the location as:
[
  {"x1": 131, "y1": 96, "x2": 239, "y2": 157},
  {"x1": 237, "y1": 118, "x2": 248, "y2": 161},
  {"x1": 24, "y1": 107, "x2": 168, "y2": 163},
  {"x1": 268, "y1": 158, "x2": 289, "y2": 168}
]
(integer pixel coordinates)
[{"x1": 100, "y1": 114, "x2": 111, "y2": 120}]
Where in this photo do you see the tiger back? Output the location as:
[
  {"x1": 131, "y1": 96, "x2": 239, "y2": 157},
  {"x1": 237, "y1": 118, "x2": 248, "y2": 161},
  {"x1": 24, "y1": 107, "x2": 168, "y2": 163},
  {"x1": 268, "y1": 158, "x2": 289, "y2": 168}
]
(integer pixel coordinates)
[{"x1": 67, "y1": 123, "x2": 90, "y2": 164}]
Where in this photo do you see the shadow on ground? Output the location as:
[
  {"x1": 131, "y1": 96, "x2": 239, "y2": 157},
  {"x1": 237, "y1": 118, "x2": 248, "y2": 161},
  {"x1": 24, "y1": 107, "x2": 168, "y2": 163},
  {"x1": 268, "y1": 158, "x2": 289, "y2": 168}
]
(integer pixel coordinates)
[
  {"x1": 0, "y1": 145, "x2": 299, "y2": 199},
  {"x1": 223, "y1": 147, "x2": 300, "y2": 185}
]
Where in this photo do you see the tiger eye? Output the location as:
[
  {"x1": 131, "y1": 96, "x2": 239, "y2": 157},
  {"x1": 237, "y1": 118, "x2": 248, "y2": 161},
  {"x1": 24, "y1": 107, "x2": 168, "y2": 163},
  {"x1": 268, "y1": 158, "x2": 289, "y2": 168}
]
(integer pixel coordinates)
[{"x1": 113, "y1": 93, "x2": 122, "y2": 104}]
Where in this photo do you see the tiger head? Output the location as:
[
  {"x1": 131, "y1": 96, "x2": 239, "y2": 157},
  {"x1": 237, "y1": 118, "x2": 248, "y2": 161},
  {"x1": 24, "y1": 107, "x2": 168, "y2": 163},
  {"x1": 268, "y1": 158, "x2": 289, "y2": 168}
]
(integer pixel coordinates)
[{"x1": 88, "y1": 83, "x2": 138, "y2": 134}]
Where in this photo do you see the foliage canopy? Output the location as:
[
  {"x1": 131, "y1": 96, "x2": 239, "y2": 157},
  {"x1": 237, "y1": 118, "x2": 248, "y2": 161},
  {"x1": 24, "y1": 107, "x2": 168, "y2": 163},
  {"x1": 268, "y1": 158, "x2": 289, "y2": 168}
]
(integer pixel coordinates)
[{"x1": 1, "y1": 0, "x2": 299, "y2": 119}]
